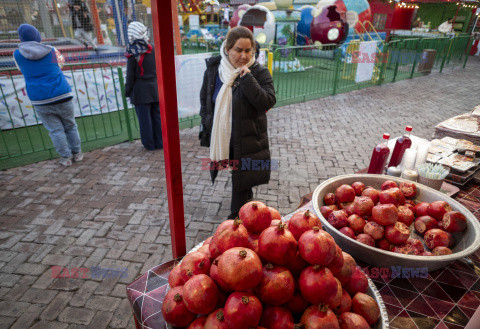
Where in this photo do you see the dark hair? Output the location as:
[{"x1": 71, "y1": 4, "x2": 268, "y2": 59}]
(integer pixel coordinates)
[
  {"x1": 448, "y1": 17, "x2": 454, "y2": 21},
  {"x1": 225, "y1": 26, "x2": 255, "y2": 53}
]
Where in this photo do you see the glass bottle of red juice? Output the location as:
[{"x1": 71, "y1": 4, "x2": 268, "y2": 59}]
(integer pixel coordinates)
[
  {"x1": 388, "y1": 126, "x2": 413, "y2": 168},
  {"x1": 367, "y1": 133, "x2": 391, "y2": 174}
]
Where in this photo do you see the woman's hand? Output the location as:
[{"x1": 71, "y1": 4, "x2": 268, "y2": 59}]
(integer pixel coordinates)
[{"x1": 240, "y1": 65, "x2": 251, "y2": 77}]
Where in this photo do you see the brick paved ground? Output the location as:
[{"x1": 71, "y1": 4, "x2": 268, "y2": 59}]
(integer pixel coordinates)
[{"x1": 0, "y1": 59, "x2": 479, "y2": 328}]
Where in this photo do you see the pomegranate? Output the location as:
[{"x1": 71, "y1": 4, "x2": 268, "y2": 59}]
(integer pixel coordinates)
[
  {"x1": 217, "y1": 247, "x2": 263, "y2": 291},
  {"x1": 268, "y1": 206, "x2": 282, "y2": 221},
  {"x1": 421, "y1": 251, "x2": 434, "y2": 256},
  {"x1": 298, "y1": 227, "x2": 336, "y2": 265},
  {"x1": 271, "y1": 219, "x2": 281, "y2": 227},
  {"x1": 405, "y1": 238, "x2": 425, "y2": 253},
  {"x1": 339, "y1": 226, "x2": 355, "y2": 239},
  {"x1": 344, "y1": 267, "x2": 368, "y2": 295},
  {"x1": 288, "y1": 210, "x2": 322, "y2": 241},
  {"x1": 399, "y1": 181, "x2": 417, "y2": 198},
  {"x1": 361, "y1": 188, "x2": 379, "y2": 203},
  {"x1": 224, "y1": 292, "x2": 262, "y2": 329},
  {"x1": 161, "y1": 286, "x2": 196, "y2": 327},
  {"x1": 381, "y1": 180, "x2": 398, "y2": 190},
  {"x1": 351, "y1": 292, "x2": 380, "y2": 325},
  {"x1": 284, "y1": 291, "x2": 309, "y2": 315},
  {"x1": 334, "y1": 252, "x2": 356, "y2": 285},
  {"x1": 335, "y1": 289, "x2": 352, "y2": 314},
  {"x1": 327, "y1": 210, "x2": 349, "y2": 229},
  {"x1": 260, "y1": 307, "x2": 295, "y2": 329},
  {"x1": 210, "y1": 258, "x2": 232, "y2": 293},
  {"x1": 338, "y1": 312, "x2": 369, "y2": 329},
  {"x1": 433, "y1": 246, "x2": 453, "y2": 255},
  {"x1": 397, "y1": 205, "x2": 414, "y2": 226},
  {"x1": 392, "y1": 244, "x2": 419, "y2": 255},
  {"x1": 353, "y1": 196, "x2": 374, "y2": 217},
  {"x1": 248, "y1": 233, "x2": 260, "y2": 255},
  {"x1": 328, "y1": 278, "x2": 343, "y2": 309},
  {"x1": 424, "y1": 229, "x2": 450, "y2": 249},
  {"x1": 320, "y1": 205, "x2": 339, "y2": 218},
  {"x1": 363, "y1": 221, "x2": 384, "y2": 240},
  {"x1": 239, "y1": 201, "x2": 272, "y2": 233},
  {"x1": 427, "y1": 201, "x2": 452, "y2": 221},
  {"x1": 203, "y1": 237, "x2": 213, "y2": 245},
  {"x1": 379, "y1": 188, "x2": 405, "y2": 206},
  {"x1": 376, "y1": 238, "x2": 392, "y2": 251},
  {"x1": 335, "y1": 184, "x2": 356, "y2": 203},
  {"x1": 414, "y1": 216, "x2": 439, "y2": 235},
  {"x1": 443, "y1": 211, "x2": 467, "y2": 232},
  {"x1": 346, "y1": 214, "x2": 365, "y2": 235},
  {"x1": 197, "y1": 244, "x2": 211, "y2": 258},
  {"x1": 255, "y1": 263, "x2": 295, "y2": 305},
  {"x1": 402, "y1": 202, "x2": 415, "y2": 213},
  {"x1": 385, "y1": 222, "x2": 410, "y2": 245},
  {"x1": 299, "y1": 265, "x2": 338, "y2": 305},
  {"x1": 204, "y1": 309, "x2": 229, "y2": 329},
  {"x1": 339, "y1": 202, "x2": 355, "y2": 216},
  {"x1": 446, "y1": 231, "x2": 455, "y2": 247},
  {"x1": 356, "y1": 233, "x2": 375, "y2": 247},
  {"x1": 300, "y1": 305, "x2": 340, "y2": 329},
  {"x1": 168, "y1": 264, "x2": 185, "y2": 288},
  {"x1": 351, "y1": 181, "x2": 366, "y2": 196},
  {"x1": 180, "y1": 251, "x2": 212, "y2": 282},
  {"x1": 183, "y1": 274, "x2": 219, "y2": 314},
  {"x1": 414, "y1": 202, "x2": 430, "y2": 217},
  {"x1": 209, "y1": 219, "x2": 250, "y2": 259},
  {"x1": 372, "y1": 204, "x2": 398, "y2": 226},
  {"x1": 327, "y1": 245, "x2": 345, "y2": 275},
  {"x1": 286, "y1": 251, "x2": 309, "y2": 277},
  {"x1": 188, "y1": 316, "x2": 207, "y2": 329},
  {"x1": 258, "y1": 223, "x2": 297, "y2": 265},
  {"x1": 324, "y1": 193, "x2": 337, "y2": 205}
]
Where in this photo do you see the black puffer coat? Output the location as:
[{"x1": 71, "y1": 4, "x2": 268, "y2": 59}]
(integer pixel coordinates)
[
  {"x1": 125, "y1": 48, "x2": 158, "y2": 105},
  {"x1": 199, "y1": 55, "x2": 276, "y2": 192}
]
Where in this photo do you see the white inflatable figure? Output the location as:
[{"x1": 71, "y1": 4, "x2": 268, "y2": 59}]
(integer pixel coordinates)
[{"x1": 239, "y1": 5, "x2": 276, "y2": 45}]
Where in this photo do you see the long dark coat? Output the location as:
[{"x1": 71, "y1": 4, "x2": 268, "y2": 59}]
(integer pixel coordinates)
[
  {"x1": 125, "y1": 48, "x2": 159, "y2": 105},
  {"x1": 199, "y1": 55, "x2": 276, "y2": 192}
]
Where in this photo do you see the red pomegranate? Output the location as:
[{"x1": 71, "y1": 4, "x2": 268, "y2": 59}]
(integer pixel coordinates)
[
  {"x1": 339, "y1": 226, "x2": 355, "y2": 239},
  {"x1": 397, "y1": 205, "x2": 414, "y2": 227},
  {"x1": 180, "y1": 251, "x2": 212, "y2": 282},
  {"x1": 298, "y1": 227, "x2": 336, "y2": 266},
  {"x1": 286, "y1": 251, "x2": 309, "y2": 277},
  {"x1": 224, "y1": 292, "x2": 263, "y2": 329},
  {"x1": 183, "y1": 274, "x2": 219, "y2": 315},
  {"x1": 248, "y1": 233, "x2": 260, "y2": 255},
  {"x1": 335, "y1": 289, "x2": 352, "y2": 314},
  {"x1": 427, "y1": 201, "x2": 452, "y2": 221},
  {"x1": 324, "y1": 193, "x2": 337, "y2": 205},
  {"x1": 356, "y1": 233, "x2": 375, "y2": 247},
  {"x1": 351, "y1": 292, "x2": 380, "y2": 325},
  {"x1": 327, "y1": 210, "x2": 349, "y2": 229},
  {"x1": 255, "y1": 263, "x2": 295, "y2": 305},
  {"x1": 346, "y1": 214, "x2": 366, "y2": 235},
  {"x1": 414, "y1": 202, "x2": 430, "y2": 217},
  {"x1": 204, "y1": 309, "x2": 230, "y2": 329},
  {"x1": 300, "y1": 305, "x2": 340, "y2": 329},
  {"x1": 288, "y1": 210, "x2": 322, "y2": 241},
  {"x1": 320, "y1": 205, "x2": 339, "y2": 218},
  {"x1": 327, "y1": 245, "x2": 344, "y2": 275},
  {"x1": 161, "y1": 286, "x2": 196, "y2": 327},
  {"x1": 197, "y1": 244, "x2": 211, "y2": 258},
  {"x1": 268, "y1": 206, "x2": 282, "y2": 220},
  {"x1": 405, "y1": 238, "x2": 424, "y2": 253},
  {"x1": 284, "y1": 291, "x2": 309, "y2": 315},
  {"x1": 351, "y1": 181, "x2": 366, "y2": 196},
  {"x1": 344, "y1": 267, "x2": 368, "y2": 295},
  {"x1": 239, "y1": 201, "x2": 273, "y2": 233},
  {"x1": 353, "y1": 196, "x2": 374, "y2": 217},
  {"x1": 433, "y1": 246, "x2": 453, "y2": 255},
  {"x1": 361, "y1": 187, "x2": 380, "y2": 203},
  {"x1": 376, "y1": 238, "x2": 392, "y2": 251},
  {"x1": 334, "y1": 252, "x2": 356, "y2": 285},
  {"x1": 424, "y1": 229, "x2": 450, "y2": 249},
  {"x1": 258, "y1": 223, "x2": 297, "y2": 265},
  {"x1": 217, "y1": 247, "x2": 263, "y2": 291},
  {"x1": 209, "y1": 219, "x2": 250, "y2": 259},
  {"x1": 168, "y1": 264, "x2": 184, "y2": 288},
  {"x1": 299, "y1": 265, "x2": 338, "y2": 305},
  {"x1": 203, "y1": 237, "x2": 213, "y2": 245},
  {"x1": 210, "y1": 258, "x2": 232, "y2": 293},
  {"x1": 338, "y1": 312, "x2": 369, "y2": 329},
  {"x1": 260, "y1": 306, "x2": 295, "y2": 329},
  {"x1": 188, "y1": 315, "x2": 207, "y2": 329},
  {"x1": 371, "y1": 204, "x2": 398, "y2": 226},
  {"x1": 385, "y1": 222, "x2": 410, "y2": 245},
  {"x1": 379, "y1": 188, "x2": 405, "y2": 206},
  {"x1": 381, "y1": 180, "x2": 398, "y2": 190},
  {"x1": 399, "y1": 181, "x2": 417, "y2": 198},
  {"x1": 363, "y1": 221, "x2": 385, "y2": 240},
  {"x1": 328, "y1": 278, "x2": 343, "y2": 309},
  {"x1": 335, "y1": 184, "x2": 356, "y2": 203}
]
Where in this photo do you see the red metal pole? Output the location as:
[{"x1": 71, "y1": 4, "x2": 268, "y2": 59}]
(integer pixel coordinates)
[
  {"x1": 151, "y1": 0, "x2": 187, "y2": 259},
  {"x1": 89, "y1": 0, "x2": 104, "y2": 45}
]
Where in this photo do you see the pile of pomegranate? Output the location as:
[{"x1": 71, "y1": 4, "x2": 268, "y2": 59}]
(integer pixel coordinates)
[
  {"x1": 163, "y1": 201, "x2": 382, "y2": 329},
  {"x1": 320, "y1": 180, "x2": 468, "y2": 256}
]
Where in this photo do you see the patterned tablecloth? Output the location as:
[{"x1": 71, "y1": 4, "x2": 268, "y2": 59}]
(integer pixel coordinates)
[{"x1": 126, "y1": 183, "x2": 480, "y2": 329}]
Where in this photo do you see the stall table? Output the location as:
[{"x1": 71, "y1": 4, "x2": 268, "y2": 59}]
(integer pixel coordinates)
[{"x1": 127, "y1": 182, "x2": 480, "y2": 329}]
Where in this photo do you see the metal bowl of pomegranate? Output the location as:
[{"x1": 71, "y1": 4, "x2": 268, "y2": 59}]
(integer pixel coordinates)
[{"x1": 312, "y1": 174, "x2": 480, "y2": 272}]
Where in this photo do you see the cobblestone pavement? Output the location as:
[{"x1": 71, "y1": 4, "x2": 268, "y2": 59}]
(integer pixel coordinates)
[{"x1": 1, "y1": 59, "x2": 479, "y2": 328}]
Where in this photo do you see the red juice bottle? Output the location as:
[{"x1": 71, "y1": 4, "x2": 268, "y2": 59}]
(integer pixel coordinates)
[
  {"x1": 367, "y1": 133, "x2": 391, "y2": 174},
  {"x1": 388, "y1": 126, "x2": 413, "y2": 168}
]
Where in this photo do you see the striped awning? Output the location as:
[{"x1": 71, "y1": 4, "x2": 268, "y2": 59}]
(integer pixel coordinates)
[{"x1": 229, "y1": 0, "x2": 258, "y2": 5}]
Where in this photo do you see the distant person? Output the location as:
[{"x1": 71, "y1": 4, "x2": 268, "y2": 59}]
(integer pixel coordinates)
[
  {"x1": 125, "y1": 21, "x2": 163, "y2": 151},
  {"x1": 70, "y1": 0, "x2": 98, "y2": 51},
  {"x1": 438, "y1": 18, "x2": 454, "y2": 33},
  {"x1": 13, "y1": 24, "x2": 82, "y2": 167},
  {"x1": 412, "y1": 18, "x2": 422, "y2": 29}
]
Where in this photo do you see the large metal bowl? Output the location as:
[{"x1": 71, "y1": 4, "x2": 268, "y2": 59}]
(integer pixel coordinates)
[{"x1": 312, "y1": 174, "x2": 480, "y2": 272}]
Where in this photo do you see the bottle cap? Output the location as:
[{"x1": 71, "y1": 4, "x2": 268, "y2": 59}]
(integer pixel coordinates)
[
  {"x1": 406, "y1": 126, "x2": 413, "y2": 132},
  {"x1": 383, "y1": 133, "x2": 390, "y2": 140}
]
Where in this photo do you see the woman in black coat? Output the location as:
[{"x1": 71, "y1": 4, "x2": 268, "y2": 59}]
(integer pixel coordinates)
[
  {"x1": 125, "y1": 21, "x2": 163, "y2": 150},
  {"x1": 199, "y1": 26, "x2": 276, "y2": 219}
]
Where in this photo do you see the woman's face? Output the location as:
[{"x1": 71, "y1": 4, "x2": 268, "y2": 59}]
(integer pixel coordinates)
[{"x1": 227, "y1": 38, "x2": 253, "y2": 69}]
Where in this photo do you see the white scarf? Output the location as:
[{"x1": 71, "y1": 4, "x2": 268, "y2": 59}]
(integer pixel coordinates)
[{"x1": 209, "y1": 41, "x2": 255, "y2": 162}]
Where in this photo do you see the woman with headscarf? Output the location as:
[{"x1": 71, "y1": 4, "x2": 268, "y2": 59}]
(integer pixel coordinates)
[
  {"x1": 199, "y1": 26, "x2": 276, "y2": 219},
  {"x1": 125, "y1": 21, "x2": 163, "y2": 150}
]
